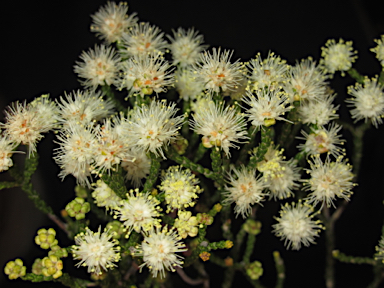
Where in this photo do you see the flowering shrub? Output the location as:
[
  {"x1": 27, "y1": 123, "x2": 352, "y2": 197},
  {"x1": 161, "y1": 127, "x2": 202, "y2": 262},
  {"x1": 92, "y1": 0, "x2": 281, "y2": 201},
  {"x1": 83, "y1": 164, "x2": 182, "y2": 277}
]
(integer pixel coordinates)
[{"x1": 2, "y1": 2, "x2": 384, "y2": 288}]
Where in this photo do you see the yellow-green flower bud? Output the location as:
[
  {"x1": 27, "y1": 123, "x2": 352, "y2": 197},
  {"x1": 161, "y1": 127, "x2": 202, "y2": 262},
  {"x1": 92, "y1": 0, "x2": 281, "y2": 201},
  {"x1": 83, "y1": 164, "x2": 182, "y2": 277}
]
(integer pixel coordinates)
[
  {"x1": 65, "y1": 197, "x2": 90, "y2": 220},
  {"x1": 48, "y1": 245, "x2": 68, "y2": 258},
  {"x1": 243, "y1": 219, "x2": 262, "y2": 235},
  {"x1": 4, "y1": 259, "x2": 26, "y2": 280},
  {"x1": 196, "y1": 213, "x2": 213, "y2": 226},
  {"x1": 75, "y1": 185, "x2": 88, "y2": 198},
  {"x1": 171, "y1": 137, "x2": 188, "y2": 155},
  {"x1": 42, "y1": 255, "x2": 63, "y2": 279},
  {"x1": 246, "y1": 261, "x2": 263, "y2": 280},
  {"x1": 106, "y1": 220, "x2": 125, "y2": 239},
  {"x1": 35, "y1": 228, "x2": 58, "y2": 249},
  {"x1": 32, "y1": 258, "x2": 43, "y2": 275}
]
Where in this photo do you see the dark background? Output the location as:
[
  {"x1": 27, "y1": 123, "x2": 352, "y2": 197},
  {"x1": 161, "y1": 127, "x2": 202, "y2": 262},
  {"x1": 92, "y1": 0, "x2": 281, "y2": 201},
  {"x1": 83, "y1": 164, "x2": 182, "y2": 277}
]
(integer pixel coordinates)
[{"x1": 1, "y1": 0, "x2": 384, "y2": 287}]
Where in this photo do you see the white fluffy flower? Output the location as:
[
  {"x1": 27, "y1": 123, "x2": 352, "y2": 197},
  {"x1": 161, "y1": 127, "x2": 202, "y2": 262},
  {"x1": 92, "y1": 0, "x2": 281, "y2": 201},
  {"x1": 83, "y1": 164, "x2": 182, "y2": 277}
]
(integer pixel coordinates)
[
  {"x1": 346, "y1": 77, "x2": 384, "y2": 127},
  {"x1": 72, "y1": 226, "x2": 121, "y2": 275},
  {"x1": 122, "y1": 100, "x2": 185, "y2": 158},
  {"x1": 120, "y1": 22, "x2": 168, "y2": 58},
  {"x1": 90, "y1": 1, "x2": 138, "y2": 43},
  {"x1": 92, "y1": 180, "x2": 121, "y2": 210},
  {"x1": 273, "y1": 201, "x2": 323, "y2": 250},
  {"x1": 132, "y1": 226, "x2": 187, "y2": 278},
  {"x1": 0, "y1": 136, "x2": 18, "y2": 172},
  {"x1": 190, "y1": 100, "x2": 248, "y2": 157},
  {"x1": 284, "y1": 58, "x2": 328, "y2": 102},
  {"x1": 265, "y1": 159, "x2": 300, "y2": 200},
  {"x1": 29, "y1": 94, "x2": 61, "y2": 130},
  {"x1": 191, "y1": 48, "x2": 244, "y2": 94},
  {"x1": 74, "y1": 45, "x2": 121, "y2": 89},
  {"x1": 57, "y1": 90, "x2": 114, "y2": 127},
  {"x1": 303, "y1": 155, "x2": 355, "y2": 208},
  {"x1": 297, "y1": 122, "x2": 344, "y2": 158},
  {"x1": 167, "y1": 27, "x2": 208, "y2": 68},
  {"x1": 158, "y1": 166, "x2": 203, "y2": 213},
  {"x1": 298, "y1": 93, "x2": 339, "y2": 126},
  {"x1": 118, "y1": 54, "x2": 174, "y2": 98},
  {"x1": 223, "y1": 166, "x2": 267, "y2": 218},
  {"x1": 114, "y1": 188, "x2": 161, "y2": 234},
  {"x1": 93, "y1": 117, "x2": 131, "y2": 175},
  {"x1": 175, "y1": 68, "x2": 205, "y2": 101},
  {"x1": 54, "y1": 124, "x2": 97, "y2": 187},
  {"x1": 121, "y1": 149, "x2": 151, "y2": 187},
  {"x1": 320, "y1": 39, "x2": 357, "y2": 76},
  {"x1": 242, "y1": 89, "x2": 292, "y2": 128},
  {"x1": 247, "y1": 51, "x2": 290, "y2": 91},
  {"x1": 1, "y1": 101, "x2": 52, "y2": 155},
  {"x1": 371, "y1": 35, "x2": 384, "y2": 67}
]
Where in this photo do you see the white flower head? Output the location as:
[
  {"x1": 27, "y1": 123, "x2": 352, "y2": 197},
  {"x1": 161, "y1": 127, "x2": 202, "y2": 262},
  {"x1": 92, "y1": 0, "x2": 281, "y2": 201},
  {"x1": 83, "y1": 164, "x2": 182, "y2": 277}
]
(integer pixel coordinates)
[
  {"x1": 167, "y1": 27, "x2": 208, "y2": 68},
  {"x1": 247, "y1": 51, "x2": 290, "y2": 91},
  {"x1": 223, "y1": 166, "x2": 267, "y2": 219},
  {"x1": 90, "y1": 1, "x2": 138, "y2": 43},
  {"x1": 54, "y1": 124, "x2": 97, "y2": 187},
  {"x1": 273, "y1": 201, "x2": 323, "y2": 250},
  {"x1": 191, "y1": 48, "x2": 244, "y2": 94},
  {"x1": 132, "y1": 226, "x2": 187, "y2": 278},
  {"x1": 57, "y1": 90, "x2": 114, "y2": 127},
  {"x1": 371, "y1": 35, "x2": 384, "y2": 68},
  {"x1": 284, "y1": 57, "x2": 328, "y2": 102},
  {"x1": 175, "y1": 68, "x2": 205, "y2": 101},
  {"x1": 242, "y1": 88, "x2": 292, "y2": 128},
  {"x1": 74, "y1": 45, "x2": 122, "y2": 89},
  {"x1": 92, "y1": 180, "x2": 121, "y2": 210},
  {"x1": 92, "y1": 117, "x2": 132, "y2": 175},
  {"x1": 303, "y1": 155, "x2": 355, "y2": 209},
  {"x1": 115, "y1": 188, "x2": 162, "y2": 234},
  {"x1": 158, "y1": 165, "x2": 203, "y2": 213},
  {"x1": 266, "y1": 159, "x2": 300, "y2": 200},
  {"x1": 121, "y1": 149, "x2": 151, "y2": 187},
  {"x1": 120, "y1": 22, "x2": 168, "y2": 58},
  {"x1": 346, "y1": 76, "x2": 384, "y2": 128},
  {"x1": 320, "y1": 39, "x2": 357, "y2": 77},
  {"x1": 297, "y1": 122, "x2": 345, "y2": 158},
  {"x1": 0, "y1": 136, "x2": 19, "y2": 172},
  {"x1": 122, "y1": 100, "x2": 185, "y2": 158},
  {"x1": 72, "y1": 226, "x2": 121, "y2": 275},
  {"x1": 298, "y1": 93, "x2": 339, "y2": 126},
  {"x1": 1, "y1": 101, "x2": 51, "y2": 155},
  {"x1": 29, "y1": 94, "x2": 61, "y2": 130},
  {"x1": 189, "y1": 100, "x2": 249, "y2": 157},
  {"x1": 118, "y1": 53, "x2": 174, "y2": 98}
]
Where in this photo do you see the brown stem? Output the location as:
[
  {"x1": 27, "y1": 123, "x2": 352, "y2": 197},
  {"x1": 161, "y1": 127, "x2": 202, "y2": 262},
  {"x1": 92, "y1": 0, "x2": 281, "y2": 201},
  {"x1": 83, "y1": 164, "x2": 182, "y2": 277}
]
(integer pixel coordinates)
[{"x1": 176, "y1": 267, "x2": 209, "y2": 287}]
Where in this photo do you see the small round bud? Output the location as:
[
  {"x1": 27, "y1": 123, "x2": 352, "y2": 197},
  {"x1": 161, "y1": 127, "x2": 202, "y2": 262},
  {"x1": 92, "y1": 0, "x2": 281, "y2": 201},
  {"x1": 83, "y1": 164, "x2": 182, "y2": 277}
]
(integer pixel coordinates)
[
  {"x1": 65, "y1": 197, "x2": 91, "y2": 220},
  {"x1": 4, "y1": 259, "x2": 26, "y2": 280},
  {"x1": 35, "y1": 228, "x2": 58, "y2": 249},
  {"x1": 246, "y1": 261, "x2": 263, "y2": 280},
  {"x1": 42, "y1": 255, "x2": 63, "y2": 279}
]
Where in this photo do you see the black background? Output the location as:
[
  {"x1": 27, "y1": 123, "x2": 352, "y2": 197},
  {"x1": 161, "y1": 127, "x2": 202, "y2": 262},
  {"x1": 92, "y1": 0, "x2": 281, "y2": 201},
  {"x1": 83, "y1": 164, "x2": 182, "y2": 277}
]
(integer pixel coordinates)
[{"x1": 1, "y1": 0, "x2": 384, "y2": 287}]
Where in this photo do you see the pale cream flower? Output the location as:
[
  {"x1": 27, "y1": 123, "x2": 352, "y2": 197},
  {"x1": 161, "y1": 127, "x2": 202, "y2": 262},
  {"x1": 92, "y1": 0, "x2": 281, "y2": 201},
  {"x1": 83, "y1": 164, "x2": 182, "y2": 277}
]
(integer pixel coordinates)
[
  {"x1": 346, "y1": 76, "x2": 384, "y2": 127},
  {"x1": 167, "y1": 27, "x2": 208, "y2": 67},
  {"x1": 189, "y1": 100, "x2": 248, "y2": 157},
  {"x1": 298, "y1": 93, "x2": 339, "y2": 126},
  {"x1": 92, "y1": 180, "x2": 121, "y2": 210},
  {"x1": 74, "y1": 45, "x2": 121, "y2": 89},
  {"x1": 273, "y1": 201, "x2": 323, "y2": 250},
  {"x1": 132, "y1": 226, "x2": 187, "y2": 278},
  {"x1": 223, "y1": 165, "x2": 267, "y2": 218},
  {"x1": 90, "y1": 1, "x2": 138, "y2": 43},
  {"x1": 72, "y1": 226, "x2": 121, "y2": 275},
  {"x1": 320, "y1": 39, "x2": 357, "y2": 76},
  {"x1": 0, "y1": 136, "x2": 18, "y2": 172},
  {"x1": 371, "y1": 35, "x2": 384, "y2": 68},
  {"x1": 120, "y1": 22, "x2": 168, "y2": 58}
]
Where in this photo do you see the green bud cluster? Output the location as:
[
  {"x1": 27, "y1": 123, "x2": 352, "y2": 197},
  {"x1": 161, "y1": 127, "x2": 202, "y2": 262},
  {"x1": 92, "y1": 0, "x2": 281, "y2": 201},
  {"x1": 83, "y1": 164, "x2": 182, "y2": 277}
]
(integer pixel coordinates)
[
  {"x1": 32, "y1": 258, "x2": 43, "y2": 275},
  {"x1": 41, "y1": 255, "x2": 63, "y2": 279},
  {"x1": 65, "y1": 197, "x2": 90, "y2": 220},
  {"x1": 172, "y1": 137, "x2": 188, "y2": 155},
  {"x1": 243, "y1": 219, "x2": 262, "y2": 235},
  {"x1": 48, "y1": 245, "x2": 68, "y2": 258},
  {"x1": 246, "y1": 261, "x2": 263, "y2": 280},
  {"x1": 35, "y1": 228, "x2": 58, "y2": 249},
  {"x1": 75, "y1": 185, "x2": 88, "y2": 198},
  {"x1": 4, "y1": 259, "x2": 26, "y2": 280}
]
